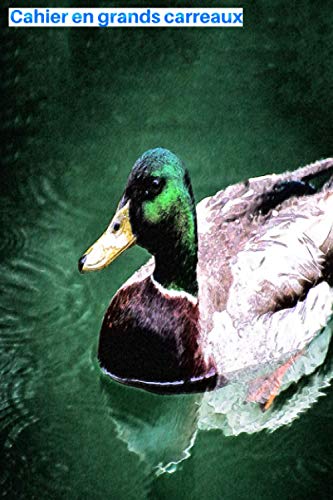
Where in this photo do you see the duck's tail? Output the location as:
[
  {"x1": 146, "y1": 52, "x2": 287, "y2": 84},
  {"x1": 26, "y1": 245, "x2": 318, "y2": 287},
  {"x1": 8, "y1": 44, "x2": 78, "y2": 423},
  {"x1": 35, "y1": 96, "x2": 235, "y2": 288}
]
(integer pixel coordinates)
[
  {"x1": 286, "y1": 157, "x2": 333, "y2": 191},
  {"x1": 249, "y1": 158, "x2": 333, "y2": 218}
]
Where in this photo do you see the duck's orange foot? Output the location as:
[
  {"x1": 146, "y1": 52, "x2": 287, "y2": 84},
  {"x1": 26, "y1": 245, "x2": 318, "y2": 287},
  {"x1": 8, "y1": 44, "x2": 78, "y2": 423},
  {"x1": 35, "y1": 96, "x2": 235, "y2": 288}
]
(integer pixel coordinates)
[
  {"x1": 247, "y1": 352, "x2": 303, "y2": 412},
  {"x1": 247, "y1": 372, "x2": 281, "y2": 412}
]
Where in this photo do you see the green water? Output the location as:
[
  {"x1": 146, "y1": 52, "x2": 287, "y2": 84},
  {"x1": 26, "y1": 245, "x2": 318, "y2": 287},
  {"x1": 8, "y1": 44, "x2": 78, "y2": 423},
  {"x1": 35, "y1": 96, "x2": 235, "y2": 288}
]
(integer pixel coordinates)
[{"x1": 1, "y1": 1, "x2": 333, "y2": 498}]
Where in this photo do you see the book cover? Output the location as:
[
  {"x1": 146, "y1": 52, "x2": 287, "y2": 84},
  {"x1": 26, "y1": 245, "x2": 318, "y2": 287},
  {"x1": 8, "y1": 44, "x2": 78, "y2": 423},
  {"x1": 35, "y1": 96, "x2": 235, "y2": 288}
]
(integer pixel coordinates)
[{"x1": 1, "y1": 1, "x2": 332, "y2": 498}]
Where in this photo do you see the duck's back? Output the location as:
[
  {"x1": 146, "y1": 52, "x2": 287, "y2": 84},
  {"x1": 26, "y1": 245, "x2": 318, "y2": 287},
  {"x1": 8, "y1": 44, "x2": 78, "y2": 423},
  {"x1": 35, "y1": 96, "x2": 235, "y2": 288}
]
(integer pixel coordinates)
[{"x1": 196, "y1": 158, "x2": 333, "y2": 374}]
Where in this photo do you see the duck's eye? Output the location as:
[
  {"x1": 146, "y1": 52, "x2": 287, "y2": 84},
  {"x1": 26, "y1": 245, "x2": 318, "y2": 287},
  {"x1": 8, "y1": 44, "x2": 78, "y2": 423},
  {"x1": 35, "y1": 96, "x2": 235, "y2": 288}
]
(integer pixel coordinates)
[
  {"x1": 112, "y1": 222, "x2": 121, "y2": 232},
  {"x1": 144, "y1": 177, "x2": 163, "y2": 197}
]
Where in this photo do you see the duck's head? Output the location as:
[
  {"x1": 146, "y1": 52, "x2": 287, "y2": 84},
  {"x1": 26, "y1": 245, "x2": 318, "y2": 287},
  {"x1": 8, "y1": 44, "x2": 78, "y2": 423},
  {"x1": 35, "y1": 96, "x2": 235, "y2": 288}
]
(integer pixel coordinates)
[
  {"x1": 79, "y1": 149, "x2": 218, "y2": 392},
  {"x1": 79, "y1": 148, "x2": 198, "y2": 295}
]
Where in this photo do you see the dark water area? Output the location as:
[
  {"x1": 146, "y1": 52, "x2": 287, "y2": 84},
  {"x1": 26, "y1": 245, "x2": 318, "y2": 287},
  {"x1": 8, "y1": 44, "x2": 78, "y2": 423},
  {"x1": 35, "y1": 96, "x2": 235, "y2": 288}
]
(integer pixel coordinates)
[{"x1": 1, "y1": 1, "x2": 333, "y2": 498}]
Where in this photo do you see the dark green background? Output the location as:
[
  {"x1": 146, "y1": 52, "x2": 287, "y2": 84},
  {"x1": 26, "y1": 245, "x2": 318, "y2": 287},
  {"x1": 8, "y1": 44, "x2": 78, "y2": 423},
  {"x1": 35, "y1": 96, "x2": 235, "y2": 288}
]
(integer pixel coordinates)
[{"x1": 1, "y1": 1, "x2": 333, "y2": 498}]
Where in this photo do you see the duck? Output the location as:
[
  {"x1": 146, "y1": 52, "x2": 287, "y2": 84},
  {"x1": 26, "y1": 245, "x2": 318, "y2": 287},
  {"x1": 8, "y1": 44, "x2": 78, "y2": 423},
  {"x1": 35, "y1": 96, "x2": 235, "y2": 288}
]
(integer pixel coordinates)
[{"x1": 78, "y1": 148, "x2": 333, "y2": 408}]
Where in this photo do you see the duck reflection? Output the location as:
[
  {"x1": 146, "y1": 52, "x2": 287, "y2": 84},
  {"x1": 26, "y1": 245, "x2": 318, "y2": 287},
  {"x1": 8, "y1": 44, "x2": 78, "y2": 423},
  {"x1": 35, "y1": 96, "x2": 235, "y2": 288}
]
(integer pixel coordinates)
[
  {"x1": 100, "y1": 375, "x2": 203, "y2": 475},
  {"x1": 100, "y1": 323, "x2": 332, "y2": 475}
]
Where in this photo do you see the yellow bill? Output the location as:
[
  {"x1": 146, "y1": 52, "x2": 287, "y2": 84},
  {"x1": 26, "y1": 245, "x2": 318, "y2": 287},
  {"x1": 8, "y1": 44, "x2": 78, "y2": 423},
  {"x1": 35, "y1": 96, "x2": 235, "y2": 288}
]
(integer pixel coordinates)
[{"x1": 78, "y1": 201, "x2": 136, "y2": 272}]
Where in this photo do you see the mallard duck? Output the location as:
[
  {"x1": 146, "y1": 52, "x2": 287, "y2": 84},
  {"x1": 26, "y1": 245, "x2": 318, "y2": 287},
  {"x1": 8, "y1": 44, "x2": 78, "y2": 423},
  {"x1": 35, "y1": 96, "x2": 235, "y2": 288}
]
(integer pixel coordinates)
[{"x1": 79, "y1": 148, "x2": 333, "y2": 407}]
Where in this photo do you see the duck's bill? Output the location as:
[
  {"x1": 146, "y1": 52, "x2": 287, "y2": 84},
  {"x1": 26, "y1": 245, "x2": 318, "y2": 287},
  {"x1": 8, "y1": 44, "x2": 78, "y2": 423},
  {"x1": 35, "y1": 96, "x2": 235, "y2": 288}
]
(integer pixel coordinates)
[{"x1": 78, "y1": 201, "x2": 136, "y2": 273}]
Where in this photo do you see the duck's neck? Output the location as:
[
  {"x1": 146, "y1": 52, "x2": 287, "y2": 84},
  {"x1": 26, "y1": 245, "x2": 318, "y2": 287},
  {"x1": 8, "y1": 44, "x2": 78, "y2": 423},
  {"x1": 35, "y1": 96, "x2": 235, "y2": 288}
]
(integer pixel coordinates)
[{"x1": 153, "y1": 204, "x2": 198, "y2": 297}]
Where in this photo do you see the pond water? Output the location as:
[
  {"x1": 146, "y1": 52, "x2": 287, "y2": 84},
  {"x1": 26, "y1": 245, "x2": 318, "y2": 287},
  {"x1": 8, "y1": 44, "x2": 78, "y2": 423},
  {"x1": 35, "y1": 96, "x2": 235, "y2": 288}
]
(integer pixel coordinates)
[{"x1": 1, "y1": 2, "x2": 333, "y2": 498}]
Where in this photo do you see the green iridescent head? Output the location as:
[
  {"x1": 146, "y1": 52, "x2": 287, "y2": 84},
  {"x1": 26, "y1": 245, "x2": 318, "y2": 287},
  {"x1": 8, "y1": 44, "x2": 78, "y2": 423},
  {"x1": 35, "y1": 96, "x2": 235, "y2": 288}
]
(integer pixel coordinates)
[
  {"x1": 79, "y1": 148, "x2": 198, "y2": 295},
  {"x1": 123, "y1": 148, "x2": 198, "y2": 293}
]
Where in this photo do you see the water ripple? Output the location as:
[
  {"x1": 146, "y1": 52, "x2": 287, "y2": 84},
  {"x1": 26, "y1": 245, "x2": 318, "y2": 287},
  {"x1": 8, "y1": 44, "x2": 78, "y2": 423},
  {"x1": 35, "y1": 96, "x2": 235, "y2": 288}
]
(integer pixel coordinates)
[
  {"x1": 0, "y1": 351, "x2": 38, "y2": 467},
  {"x1": 0, "y1": 221, "x2": 28, "y2": 262}
]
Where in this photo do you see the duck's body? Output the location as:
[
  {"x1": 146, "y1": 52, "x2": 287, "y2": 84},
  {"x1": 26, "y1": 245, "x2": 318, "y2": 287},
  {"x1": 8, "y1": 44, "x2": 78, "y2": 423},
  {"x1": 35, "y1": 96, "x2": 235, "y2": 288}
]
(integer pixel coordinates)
[
  {"x1": 79, "y1": 150, "x2": 333, "y2": 405},
  {"x1": 197, "y1": 161, "x2": 333, "y2": 377}
]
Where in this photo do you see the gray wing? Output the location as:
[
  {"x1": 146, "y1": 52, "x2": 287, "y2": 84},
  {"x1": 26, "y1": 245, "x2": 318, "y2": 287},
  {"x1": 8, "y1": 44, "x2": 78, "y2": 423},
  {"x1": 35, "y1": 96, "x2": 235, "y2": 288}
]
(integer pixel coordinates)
[{"x1": 197, "y1": 158, "x2": 333, "y2": 371}]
